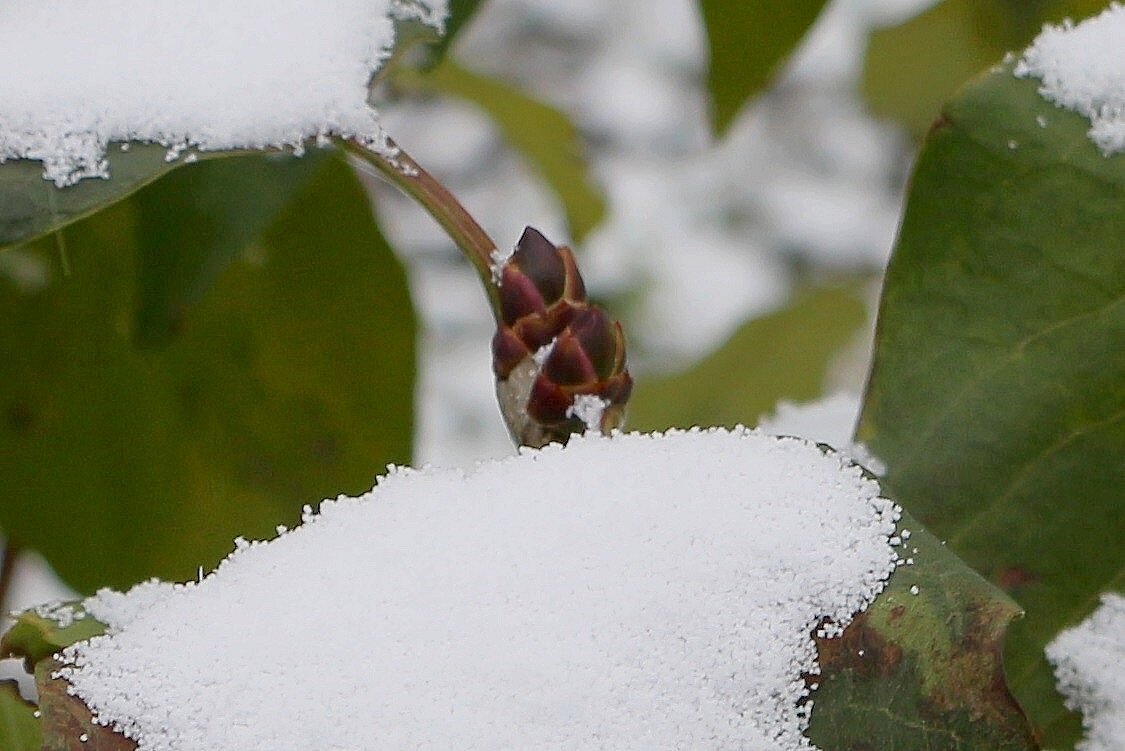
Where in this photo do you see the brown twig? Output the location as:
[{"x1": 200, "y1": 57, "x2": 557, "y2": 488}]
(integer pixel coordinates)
[{"x1": 344, "y1": 137, "x2": 502, "y2": 318}]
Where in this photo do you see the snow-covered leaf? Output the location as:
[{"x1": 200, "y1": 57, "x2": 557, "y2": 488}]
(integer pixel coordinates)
[
  {"x1": 0, "y1": 154, "x2": 416, "y2": 594},
  {"x1": 42, "y1": 430, "x2": 905, "y2": 749},
  {"x1": 858, "y1": 53, "x2": 1125, "y2": 749},
  {"x1": 809, "y1": 508, "x2": 1036, "y2": 750},
  {"x1": 0, "y1": 0, "x2": 448, "y2": 250},
  {"x1": 700, "y1": 0, "x2": 830, "y2": 133},
  {"x1": 0, "y1": 145, "x2": 212, "y2": 251}
]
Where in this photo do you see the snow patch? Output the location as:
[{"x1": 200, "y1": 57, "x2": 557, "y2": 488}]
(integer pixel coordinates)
[
  {"x1": 1015, "y1": 3, "x2": 1125, "y2": 155},
  {"x1": 0, "y1": 1, "x2": 447, "y2": 186},
  {"x1": 59, "y1": 429, "x2": 900, "y2": 751},
  {"x1": 1047, "y1": 593, "x2": 1125, "y2": 751},
  {"x1": 565, "y1": 393, "x2": 608, "y2": 432}
]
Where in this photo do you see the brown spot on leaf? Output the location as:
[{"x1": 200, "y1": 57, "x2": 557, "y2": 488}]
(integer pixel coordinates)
[
  {"x1": 813, "y1": 612, "x2": 904, "y2": 680},
  {"x1": 36, "y1": 660, "x2": 137, "y2": 751},
  {"x1": 921, "y1": 600, "x2": 1034, "y2": 735},
  {"x1": 995, "y1": 565, "x2": 1039, "y2": 592},
  {"x1": 888, "y1": 604, "x2": 906, "y2": 621}
]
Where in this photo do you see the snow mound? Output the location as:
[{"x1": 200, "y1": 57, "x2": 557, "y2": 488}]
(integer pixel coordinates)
[
  {"x1": 757, "y1": 391, "x2": 885, "y2": 475},
  {"x1": 1015, "y1": 3, "x2": 1125, "y2": 155},
  {"x1": 1047, "y1": 593, "x2": 1125, "y2": 751},
  {"x1": 0, "y1": 1, "x2": 446, "y2": 186},
  {"x1": 59, "y1": 428, "x2": 901, "y2": 751}
]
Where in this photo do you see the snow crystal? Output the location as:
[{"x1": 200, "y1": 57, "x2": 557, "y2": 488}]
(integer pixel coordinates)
[
  {"x1": 59, "y1": 429, "x2": 900, "y2": 751},
  {"x1": 1046, "y1": 593, "x2": 1125, "y2": 751},
  {"x1": 0, "y1": 1, "x2": 446, "y2": 186},
  {"x1": 1015, "y1": 3, "x2": 1125, "y2": 155}
]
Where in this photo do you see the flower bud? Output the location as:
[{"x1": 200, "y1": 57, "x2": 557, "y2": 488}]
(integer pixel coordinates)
[{"x1": 492, "y1": 227, "x2": 632, "y2": 447}]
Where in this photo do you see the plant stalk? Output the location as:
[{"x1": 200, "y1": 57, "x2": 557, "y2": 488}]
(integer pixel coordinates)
[{"x1": 345, "y1": 137, "x2": 502, "y2": 317}]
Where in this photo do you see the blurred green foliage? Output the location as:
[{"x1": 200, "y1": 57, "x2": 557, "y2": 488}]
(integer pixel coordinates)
[
  {"x1": 413, "y1": 60, "x2": 607, "y2": 241},
  {"x1": 0, "y1": 153, "x2": 416, "y2": 592},
  {"x1": 629, "y1": 285, "x2": 868, "y2": 432},
  {"x1": 700, "y1": 0, "x2": 830, "y2": 133}
]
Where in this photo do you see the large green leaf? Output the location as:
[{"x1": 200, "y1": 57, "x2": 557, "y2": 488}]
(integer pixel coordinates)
[
  {"x1": 810, "y1": 508, "x2": 1035, "y2": 750},
  {"x1": 628, "y1": 285, "x2": 867, "y2": 432},
  {"x1": 132, "y1": 152, "x2": 327, "y2": 346},
  {"x1": 0, "y1": 153, "x2": 416, "y2": 593},
  {"x1": 0, "y1": 681, "x2": 42, "y2": 751},
  {"x1": 699, "y1": 0, "x2": 830, "y2": 134},
  {"x1": 858, "y1": 63, "x2": 1124, "y2": 749},
  {"x1": 417, "y1": 61, "x2": 607, "y2": 241},
  {"x1": 863, "y1": 0, "x2": 1109, "y2": 138}
]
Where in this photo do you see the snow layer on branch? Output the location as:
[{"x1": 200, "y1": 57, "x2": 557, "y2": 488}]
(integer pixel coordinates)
[
  {"x1": 59, "y1": 429, "x2": 900, "y2": 751},
  {"x1": 1015, "y1": 2, "x2": 1125, "y2": 155},
  {"x1": 1046, "y1": 593, "x2": 1125, "y2": 751},
  {"x1": 0, "y1": 1, "x2": 446, "y2": 186}
]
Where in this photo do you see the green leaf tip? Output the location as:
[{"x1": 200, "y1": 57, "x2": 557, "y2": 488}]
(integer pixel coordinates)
[
  {"x1": 1, "y1": 605, "x2": 106, "y2": 672},
  {"x1": 700, "y1": 0, "x2": 830, "y2": 134},
  {"x1": 810, "y1": 510, "x2": 1037, "y2": 750}
]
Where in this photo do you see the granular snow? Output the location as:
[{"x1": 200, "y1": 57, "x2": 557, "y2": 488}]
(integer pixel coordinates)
[
  {"x1": 1046, "y1": 593, "x2": 1125, "y2": 751},
  {"x1": 58, "y1": 429, "x2": 901, "y2": 751},
  {"x1": 1015, "y1": 3, "x2": 1125, "y2": 155},
  {"x1": 0, "y1": 1, "x2": 447, "y2": 186}
]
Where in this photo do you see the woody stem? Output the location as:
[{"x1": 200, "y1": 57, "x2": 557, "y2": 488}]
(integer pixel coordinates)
[{"x1": 344, "y1": 137, "x2": 502, "y2": 318}]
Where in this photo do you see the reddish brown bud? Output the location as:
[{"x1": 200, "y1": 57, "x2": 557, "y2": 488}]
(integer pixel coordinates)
[
  {"x1": 492, "y1": 226, "x2": 632, "y2": 448},
  {"x1": 512, "y1": 226, "x2": 567, "y2": 304}
]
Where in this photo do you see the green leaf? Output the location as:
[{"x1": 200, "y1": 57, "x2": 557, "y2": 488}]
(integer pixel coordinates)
[
  {"x1": 863, "y1": 0, "x2": 1109, "y2": 138},
  {"x1": 420, "y1": 61, "x2": 606, "y2": 240},
  {"x1": 0, "y1": 680, "x2": 42, "y2": 751},
  {"x1": 857, "y1": 63, "x2": 1124, "y2": 749},
  {"x1": 699, "y1": 0, "x2": 830, "y2": 134},
  {"x1": 133, "y1": 152, "x2": 328, "y2": 346},
  {"x1": 810, "y1": 507, "x2": 1036, "y2": 750},
  {"x1": 1, "y1": 607, "x2": 106, "y2": 670},
  {"x1": 627, "y1": 284, "x2": 868, "y2": 432},
  {"x1": 0, "y1": 145, "x2": 256, "y2": 252},
  {"x1": 0, "y1": 153, "x2": 416, "y2": 594}
]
